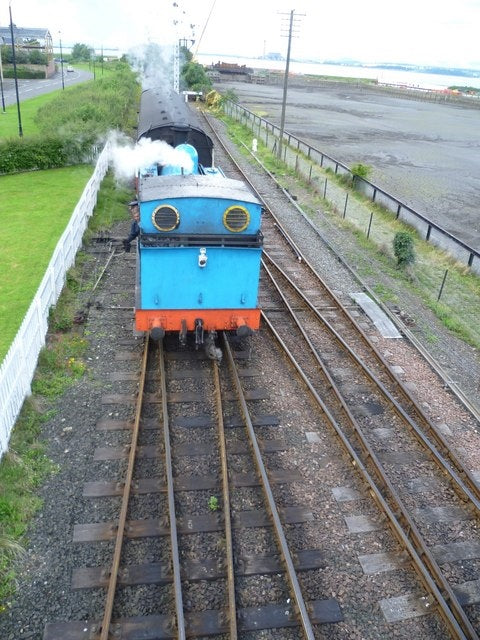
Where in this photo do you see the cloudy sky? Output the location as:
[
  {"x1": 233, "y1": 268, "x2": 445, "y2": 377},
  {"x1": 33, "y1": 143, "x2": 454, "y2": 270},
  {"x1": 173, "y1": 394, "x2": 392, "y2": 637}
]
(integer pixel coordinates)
[{"x1": 3, "y1": 0, "x2": 479, "y2": 68}]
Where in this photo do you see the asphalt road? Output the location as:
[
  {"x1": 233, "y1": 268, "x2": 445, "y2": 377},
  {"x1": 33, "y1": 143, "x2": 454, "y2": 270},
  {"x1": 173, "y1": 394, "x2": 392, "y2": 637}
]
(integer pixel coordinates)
[
  {"x1": 0, "y1": 67, "x2": 93, "y2": 108},
  {"x1": 218, "y1": 81, "x2": 480, "y2": 252}
]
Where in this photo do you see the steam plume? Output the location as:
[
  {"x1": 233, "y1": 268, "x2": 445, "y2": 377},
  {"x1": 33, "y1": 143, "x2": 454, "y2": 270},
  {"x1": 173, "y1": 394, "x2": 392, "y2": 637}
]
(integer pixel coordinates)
[{"x1": 108, "y1": 131, "x2": 194, "y2": 181}]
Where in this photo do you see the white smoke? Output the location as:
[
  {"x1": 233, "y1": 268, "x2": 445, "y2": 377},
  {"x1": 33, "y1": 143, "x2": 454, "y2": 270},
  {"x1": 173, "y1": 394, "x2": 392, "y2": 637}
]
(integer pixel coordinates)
[
  {"x1": 108, "y1": 131, "x2": 194, "y2": 181},
  {"x1": 128, "y1": 42, "x2": 175, "y2": 91}
]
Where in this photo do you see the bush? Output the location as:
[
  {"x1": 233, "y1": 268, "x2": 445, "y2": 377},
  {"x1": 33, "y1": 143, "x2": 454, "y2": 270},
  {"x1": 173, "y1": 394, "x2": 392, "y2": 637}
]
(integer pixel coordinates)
[
  {"x1": 1, "y1": 67, "x2": 45, "y2": 79},
  {"x1": 0, "y1": 65, "x2": 139, "y2": 174},
  {"x1": 393, "y1": 231, "x2": 416, "y2": 267},
  {"x1": 0, "y1": 135, "x2": 96, "y2": 174},
  {"x1": 351, "y1": 163, "x2": 372, "y2": 180},
  {"x1": 28, "y1": 50, "x2": 47, "y2": 65},
  {"x1": 34, "y1": 66, "x2": 139, "y2": 137}
]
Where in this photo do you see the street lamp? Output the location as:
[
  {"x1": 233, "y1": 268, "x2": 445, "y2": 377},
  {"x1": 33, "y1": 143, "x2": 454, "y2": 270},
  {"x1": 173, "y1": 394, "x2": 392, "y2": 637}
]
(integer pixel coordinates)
[
  {"x1": 58, "y1": 32, "x2": 64, "y2": 89},
  {"x1": 9, "y1": 2, "x2": 23, "y2": 136}
]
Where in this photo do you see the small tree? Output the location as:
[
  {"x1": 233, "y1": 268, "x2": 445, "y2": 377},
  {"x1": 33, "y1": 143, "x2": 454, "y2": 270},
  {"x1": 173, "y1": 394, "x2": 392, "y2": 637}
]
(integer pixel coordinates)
[
  {"x1": 29, "y1": 50, "x2": 47, "y2": 65},
  {"x1": 351, "y1": 163, "x2": 372, "y2": 180},
  {"x1": 393, "y1": 231, "x2": 415, "y2": 268},
  {"x1": 180, "y1": 61, "x2": 212, "y2": 93},
  {"x1": 71, "y1": 42, "x2": 94, "y2": 61}
]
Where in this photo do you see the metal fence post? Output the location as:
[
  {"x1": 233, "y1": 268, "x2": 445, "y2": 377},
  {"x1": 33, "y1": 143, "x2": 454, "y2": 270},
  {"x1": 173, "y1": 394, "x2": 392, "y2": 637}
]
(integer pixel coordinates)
[
  {"x1": 367, "y1": 211, "x2": 374, "y2": 238},
  {"x1": 343, "y1": 193, "x2": 349, "y2": 219},
  {"x1": 437, "y1": 269, "x2": 449, "y2": 301}
]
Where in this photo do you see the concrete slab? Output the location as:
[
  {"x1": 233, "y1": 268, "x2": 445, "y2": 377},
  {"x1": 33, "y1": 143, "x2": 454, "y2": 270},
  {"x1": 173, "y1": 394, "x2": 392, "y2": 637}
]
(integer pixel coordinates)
[
  {"x1": 350, "y1": 292, "x2": 402, "y2": 338},
  {"x1": 413, "y1": 505, "x2": 471, "y2": 524},
  {"x1": 453, "y1": 579, "x2": 480, "y2": 605},
  {"x1": 430, "y1": 541, "x2": 480, "y2": 564},
  {"x1": 332, "y1": 486, "x2": 361, "y2": 502},
  {"x1": 344, "y1": 514, "x2": 382, "y2": 533},
  {"x1": 380, "y1": 593, "x2": 431, "y2": 622},
  {"x1": 358, "y1": 551, "x2": 404, "y2": 574}
]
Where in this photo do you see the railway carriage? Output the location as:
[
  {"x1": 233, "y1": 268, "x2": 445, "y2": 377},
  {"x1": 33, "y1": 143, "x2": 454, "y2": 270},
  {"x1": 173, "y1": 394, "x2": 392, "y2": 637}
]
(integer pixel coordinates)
[{"x1": 133, "y1": 88, "x2": 263, "y2": 356}]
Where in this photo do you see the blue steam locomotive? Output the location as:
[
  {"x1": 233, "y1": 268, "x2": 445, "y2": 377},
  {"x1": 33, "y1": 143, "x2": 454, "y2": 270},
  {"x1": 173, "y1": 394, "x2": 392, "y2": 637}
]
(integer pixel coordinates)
[{"x1": 133, "y1": 88, "x2": 263, "y2": 357}]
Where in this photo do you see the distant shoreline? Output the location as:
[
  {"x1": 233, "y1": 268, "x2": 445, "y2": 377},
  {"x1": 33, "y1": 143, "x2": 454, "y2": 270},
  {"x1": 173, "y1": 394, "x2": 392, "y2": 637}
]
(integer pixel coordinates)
[
  {"x1": 197, "y1": 54, "x2": 480, "y2": 91},
  {"x1": 200, "y1": 53, "x2": 480, "y2": 80}
]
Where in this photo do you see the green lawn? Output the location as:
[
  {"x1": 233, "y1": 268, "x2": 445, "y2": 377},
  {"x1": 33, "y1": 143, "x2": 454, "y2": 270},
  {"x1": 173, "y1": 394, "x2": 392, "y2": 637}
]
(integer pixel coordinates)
[
  {"x1": 0, "y1": 166, "x2": 94, "y2": 360},
  {"x1": 0, "y1": 92, "x2": 59, "y2": 138}
]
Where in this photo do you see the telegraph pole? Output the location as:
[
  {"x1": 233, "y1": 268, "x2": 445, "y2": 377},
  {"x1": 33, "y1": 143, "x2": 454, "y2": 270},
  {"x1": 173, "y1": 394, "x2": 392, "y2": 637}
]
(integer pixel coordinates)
[
  {"x1": 0, "y1": 46, "x2": 5, "y2": 113},
  {"x1": 59, "y1": 32, "x2": 65, "y2": 89},
  {"x1": 9, "y1": 2, "x2": 23, "y2": 136},
  {"x1": 277, "y1": 9, "x2": 304, "y2": 159}
]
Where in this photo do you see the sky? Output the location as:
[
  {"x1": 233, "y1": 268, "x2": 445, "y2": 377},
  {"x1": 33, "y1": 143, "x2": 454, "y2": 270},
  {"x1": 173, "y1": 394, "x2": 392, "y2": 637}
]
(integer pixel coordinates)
[{"x1": 2, "y1": 0, "x2": 480, "y2": 69}]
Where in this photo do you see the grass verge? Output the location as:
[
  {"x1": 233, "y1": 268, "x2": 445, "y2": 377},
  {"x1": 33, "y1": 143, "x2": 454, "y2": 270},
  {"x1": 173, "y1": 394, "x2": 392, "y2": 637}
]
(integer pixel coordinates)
[
  {"x1": 0, "y1": 170, "x2": 132, "y2": 609},
  {"x1": 0, "y1": 165, "x2": 94, "y2": 360},
  {"x1": 0, "y1": 91, "x2": 65, "y2": 139}
]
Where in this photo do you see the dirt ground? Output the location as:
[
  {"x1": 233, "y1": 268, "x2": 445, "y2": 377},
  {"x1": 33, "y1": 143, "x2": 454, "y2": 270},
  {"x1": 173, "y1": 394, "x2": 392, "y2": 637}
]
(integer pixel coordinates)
[{"x1": 216, "y1": 80, "x2": 480, "y2": 252}]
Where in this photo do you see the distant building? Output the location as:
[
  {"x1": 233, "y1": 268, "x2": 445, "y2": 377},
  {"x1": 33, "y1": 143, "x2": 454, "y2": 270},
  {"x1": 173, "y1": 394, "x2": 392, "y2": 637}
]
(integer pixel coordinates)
[
  {"x1": 262, "y1": 52, "x2": 283, "y2": 61},
  {"x1": 0, "y1": 25, "x2": 55, "y2": 78},
  {"x1": 208, "y1": 61, "x2": 254, "y2": 82}
]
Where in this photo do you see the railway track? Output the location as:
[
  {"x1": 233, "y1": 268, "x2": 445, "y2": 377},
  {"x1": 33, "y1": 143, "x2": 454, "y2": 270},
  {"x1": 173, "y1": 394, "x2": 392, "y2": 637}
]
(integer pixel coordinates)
[
  {"x1": 31, "y1": 108, "x2": 480, "y2": 640},
  {"x1": 44, "y1": 325, "x2": 345, "y2": 638},
  {"x1": 200, "y1": 111, "x2": 480, "y2": 637}
]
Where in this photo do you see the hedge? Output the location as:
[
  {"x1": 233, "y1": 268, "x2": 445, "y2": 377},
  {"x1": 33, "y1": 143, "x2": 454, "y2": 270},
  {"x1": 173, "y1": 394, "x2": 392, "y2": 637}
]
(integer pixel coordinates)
[{"x1": 0, "y1": 135, "x2": 98, "y2": 174}]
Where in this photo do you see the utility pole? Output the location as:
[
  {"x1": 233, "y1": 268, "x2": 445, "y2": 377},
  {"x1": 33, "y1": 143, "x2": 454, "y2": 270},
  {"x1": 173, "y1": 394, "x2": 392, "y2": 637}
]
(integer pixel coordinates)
[
  {"x1": 173, "y1": 39, "x2": 179, "y2": 93},
  {"x1": 0, "y1": 46, "x2": 5, "y2": 113},
  {"x1": 277, "y1": 9, "x2": 304, "y2": 159},
  {"x1": 59, "y1": 32, "x2": 65, "y2": 90},
  {"x1": 9, "y1": 2, "x2": 23, "y2": 136}
]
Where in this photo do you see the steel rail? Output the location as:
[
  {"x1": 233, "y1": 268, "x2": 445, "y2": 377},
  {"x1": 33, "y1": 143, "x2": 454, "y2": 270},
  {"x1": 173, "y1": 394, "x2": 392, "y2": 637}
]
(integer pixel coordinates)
[
  {"x1": 158, "y1": 340, "x2": 186, "y2": 639},
  {"x1": 245, "y1": 135, "x2": 480, "y2": 423},
  {"x1": 222, "y1": 333, "x2": 315, "y2": 639},
  {"x1": 91, "y1": 248, "x2": 116, "y2": 293},
  {"x1": 212, "y1": 359, "x2": 238, "y2": 637},
  {"x1": 98, "y1": 335, "x2": 150, "y2": 640},
  {"x1": 203, "y1": 110, "x2": 479, "y2": 424},
  {"x1": 262, "y1": 250, "x2": 480, "y2": 513},
  {"x1": 261, "y1": 311, "x2": 472, "y2": 640},
  {"x1": 261, "y1": 228, "x2": 480, "y2": 502},
  {"x1": 262, "y1": 258, "x2": 479, "y2": 637}
]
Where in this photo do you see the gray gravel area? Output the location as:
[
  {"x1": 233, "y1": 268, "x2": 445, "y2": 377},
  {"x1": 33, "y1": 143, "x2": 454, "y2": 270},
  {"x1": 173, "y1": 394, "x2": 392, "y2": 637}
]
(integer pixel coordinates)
[{"x1": 217, "y1": 80, "x2": 480, "y2": 251}]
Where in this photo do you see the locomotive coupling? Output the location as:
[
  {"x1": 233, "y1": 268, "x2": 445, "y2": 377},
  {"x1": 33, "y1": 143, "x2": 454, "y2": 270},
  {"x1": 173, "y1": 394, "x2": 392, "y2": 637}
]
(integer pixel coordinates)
[
  {"x1": 235, "y1": 317, "x2": 253, "y2": 338},
  {"x1": 198, "y1": 247, "x2": 208, "y2": 268},
  {"x1": 150, "y1": 320, "x2": 165, "y2": 342}
]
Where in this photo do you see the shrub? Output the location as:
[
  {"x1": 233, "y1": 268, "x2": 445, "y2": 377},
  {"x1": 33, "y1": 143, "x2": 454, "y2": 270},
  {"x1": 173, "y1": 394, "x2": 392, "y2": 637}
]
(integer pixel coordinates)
[
  {"x1": 351, "y1": 163, "x2": 372, "y2": 180},
  {"x1": 0, "y1": 65, "x2": 139, "y2": 174},
  {"x1": 393, "y1": 231, "x2": 416, "y2": 267},
  {"x1": 0, "y1": 135, "x2": 96, "y2": 174}
]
